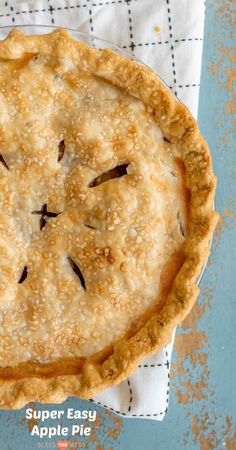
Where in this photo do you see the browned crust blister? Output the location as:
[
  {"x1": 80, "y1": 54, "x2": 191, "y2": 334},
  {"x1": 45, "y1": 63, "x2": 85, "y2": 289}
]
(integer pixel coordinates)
[{"x1": 0, "y1": 29, "x2": 218, "y2": 409}]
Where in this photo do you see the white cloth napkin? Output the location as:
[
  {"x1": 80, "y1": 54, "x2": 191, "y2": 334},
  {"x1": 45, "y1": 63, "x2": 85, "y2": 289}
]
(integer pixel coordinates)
[{"x1": 0, "y1": 0, "x2": 205, "y2": 420}]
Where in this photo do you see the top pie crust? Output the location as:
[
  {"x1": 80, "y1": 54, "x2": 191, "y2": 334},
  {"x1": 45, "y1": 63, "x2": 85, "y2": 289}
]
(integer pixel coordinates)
[{"x1": 0, "y1": 29, "x2": 218, "y2": 409}]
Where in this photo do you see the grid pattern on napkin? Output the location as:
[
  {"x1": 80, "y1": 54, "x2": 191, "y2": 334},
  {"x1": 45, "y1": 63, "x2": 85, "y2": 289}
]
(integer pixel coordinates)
[{"x1": 0, "y1": 0, "x2": 205, "y2": 420}]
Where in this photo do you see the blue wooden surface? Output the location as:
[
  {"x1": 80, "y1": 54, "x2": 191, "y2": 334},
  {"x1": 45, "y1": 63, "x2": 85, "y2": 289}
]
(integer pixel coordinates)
[{"x1": 0, "y1": 1, "x2": 235, "y2": 449}]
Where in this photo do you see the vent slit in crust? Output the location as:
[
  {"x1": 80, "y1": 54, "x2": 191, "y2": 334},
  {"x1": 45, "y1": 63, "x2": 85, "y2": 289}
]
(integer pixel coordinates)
[
  {"x1": 58, "y1": 140, "x2": 65, "y2": 162},
  {"x1": 68, "y1": 257, "x2": 86, "y2": 290},
  {"x1": 163, "y1": 137, "x2": 171, "y2": 143},
  {"x1": 85, "y1": 224, "x2": 96, "y2": 230},
  {"x1": 0, "y1": 154, "x2": 9, "y2": 170},
  {"x1": 177, "y1": 211, "x2": 186, "y2": 237},
  {"x1": 89, "y1": 164, "x2": 129, "y2": 188},
  {"x1": 32, "y1": 204, "x2": 61, "y2": 230},
  {"x1": 18, "y1": 266, "x2": 28, "y2": 284}
]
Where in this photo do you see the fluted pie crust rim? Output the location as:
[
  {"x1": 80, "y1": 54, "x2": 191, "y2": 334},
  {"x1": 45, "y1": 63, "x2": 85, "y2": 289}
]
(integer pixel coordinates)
[{"x1": 0, "y1": 28, "x2": 218, "y2": 409}]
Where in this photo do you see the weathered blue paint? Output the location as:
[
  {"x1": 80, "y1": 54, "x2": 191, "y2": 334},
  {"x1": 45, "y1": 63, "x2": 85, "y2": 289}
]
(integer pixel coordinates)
[{"x1": 0, "y1": 1, "x2": 235, "y2": 448}]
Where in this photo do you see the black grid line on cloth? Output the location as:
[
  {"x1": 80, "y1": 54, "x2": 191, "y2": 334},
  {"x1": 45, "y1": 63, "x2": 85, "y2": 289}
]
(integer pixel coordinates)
[
  {"x1": 166, "y1": 0, "x2": 177, "y2": 96},
  {"x1": 127, "y1": 379, "x2": 133, "y2": 412},
  {"x1": 0, "y1": 0, "x2": 139, "y2": 18},
  {"x1": 177, "y1": 83, "x2": 200, "y2": 88},
  {"x1": 122, "y1": 37, "x2": 203, "y2": 49},
  {"x1": 169, "y1": 83, "x2": 200, "y2": 90},
  {"x1": 10, "y1": 3, "x2": 14, "y2": 23},
  {"x1": 88, "y1": 7, "x2": 94, "y2": 34},
  {"x1": 125, "y1": 1, "x2": 135, "y2": 52},
  {"x1": 89, "y1": 398, "x2": 168, "y2": 417},
  {"x1": 47, "y1": 0, "x2": 55, "y2": 25},
  {"x1": 90, "y1": 0, "x2": 138, "y2": 5},
  {"x1": 138, "y1": 362, "x2": 169, "y2": 368},
  {"x1": 165, "y1": 349, "x2": 170, "y2": 413}
]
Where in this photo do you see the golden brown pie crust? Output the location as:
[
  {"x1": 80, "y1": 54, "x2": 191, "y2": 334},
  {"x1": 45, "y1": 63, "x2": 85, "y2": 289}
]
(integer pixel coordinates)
[{"x1": 0, "y1": 29, "x2": 218, "y2": 409}]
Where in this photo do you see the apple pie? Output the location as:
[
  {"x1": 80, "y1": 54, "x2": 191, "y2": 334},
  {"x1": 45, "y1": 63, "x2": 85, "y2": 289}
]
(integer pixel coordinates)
[{"x1": 0, "y1": 29, "x2": 218, "y2": 409}]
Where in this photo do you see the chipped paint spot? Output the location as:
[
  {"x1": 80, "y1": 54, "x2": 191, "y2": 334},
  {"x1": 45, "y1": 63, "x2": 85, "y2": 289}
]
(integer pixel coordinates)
[
  {"x1": 26, "y1": 402, "x2": 38, "y2": 433},
  {"x1": 225, "y1": 428, "x2": 236, "y2": 450},
  {"x1": 172, "y1": 290, "x2": 211, "y2": 405},
  {"x1": 213, "y1": 215, "x2": 227, "y2": 248},
  {"x1": 208, "y1": 62, "x2": 219, "y2": 77},
  {"x1": 191, "y1": 415, "x2": 236, "y2": 450},
  {"x1": 172, "y1": 265, "x2": 236, "y2": 450},
  {"x1": 106, "y1": 411, "x2": 123, "y2": 440},
  {"x1": 175, "y1": 375, "x2": 209, "y2": 404},
  {"x1": 175, "y1": 330, "x2": 207, "y2": 366},
  {"x1": 224, "y1": 207, "x2": 236, "y2": 220}
]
